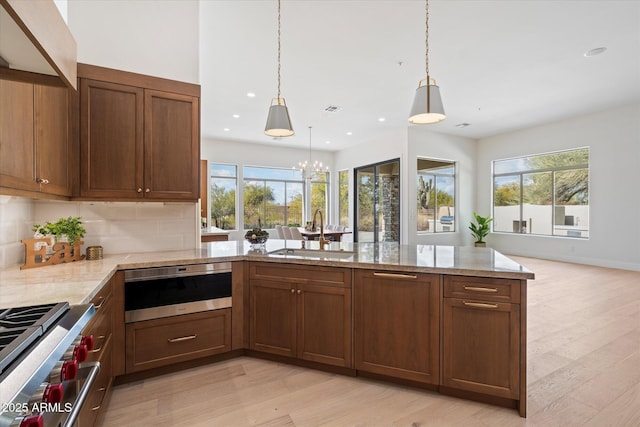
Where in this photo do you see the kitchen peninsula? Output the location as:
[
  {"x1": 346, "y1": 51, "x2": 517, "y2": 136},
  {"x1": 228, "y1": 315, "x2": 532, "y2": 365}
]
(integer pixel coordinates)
[{"x1": 0, "y1": 241, "x2": 533, "y2": 417}]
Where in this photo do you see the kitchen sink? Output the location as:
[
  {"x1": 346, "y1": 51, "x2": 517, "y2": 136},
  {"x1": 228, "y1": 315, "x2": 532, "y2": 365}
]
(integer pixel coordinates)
[{"x1": 268, "y1": 248, "x2": 356, "y2": 259}]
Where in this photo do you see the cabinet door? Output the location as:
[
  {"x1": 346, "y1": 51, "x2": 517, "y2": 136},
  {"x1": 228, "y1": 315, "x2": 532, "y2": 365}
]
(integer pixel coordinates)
[
  {"x1": 250, "y1": 279, "x2": 296, "y2": 358},
  {"x1": 143, "y1": 90, "x2": 199, "y2": 200},
  {"x1": 442, "y1": 298, "x2": 520, "y2": 398},
  {"x1": 35, "y1": 84, "x2": 71, "y2": 196},
  {"x1": 0, "y1": 79, "x2": 38, "y2": 191},
  {"x1": 80, "y1": 79, "x2": 143, "y2": 198},
  {"x1": 297, "y1": 283, "x2": 352, "y2": 367},
  {"x1": 354, "y1": 270, "x2": 440, "y2": 384}
]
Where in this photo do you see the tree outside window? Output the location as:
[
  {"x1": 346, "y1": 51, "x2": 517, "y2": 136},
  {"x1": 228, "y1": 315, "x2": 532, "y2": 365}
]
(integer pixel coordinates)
[
  {"x1": 210, "y1": 164, "x2": 236, "y2": 230},
  {"x1": 417, "y1": 159, "x2": 456, "y2": 233},
  {"x1": 493, "y1": 148, "x2": 589, "y2": 237}
]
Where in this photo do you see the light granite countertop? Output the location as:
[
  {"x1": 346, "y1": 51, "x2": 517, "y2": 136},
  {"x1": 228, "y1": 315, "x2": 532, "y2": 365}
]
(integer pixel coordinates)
[
  {"x1": 0, "y1": 240, "x2": 533, "y2": 308},
  {"x1": 201, "y1": 226, "x2": 231, "y2": 236}
]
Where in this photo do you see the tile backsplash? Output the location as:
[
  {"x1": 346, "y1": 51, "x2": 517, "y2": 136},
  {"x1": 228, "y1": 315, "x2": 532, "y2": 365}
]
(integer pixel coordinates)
[{"x1": 0, "y1": 196, "x2": 199, "y2": 269}]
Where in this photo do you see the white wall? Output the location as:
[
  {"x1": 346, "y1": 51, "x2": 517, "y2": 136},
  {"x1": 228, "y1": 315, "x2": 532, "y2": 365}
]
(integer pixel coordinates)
[
  {"x1": 0, "y1": 196, "x2": 35, "y2": 268},
  {"x1": 407, "y1": 127, "x2": 477, "y2": 247},
  {"x1": 477, "y1": 103, "x2": 640, "y2": 270},
  {"x1": 67, "y1": 0, "x2": 199, "y2": 83},
  {"x1": 201, "y1": 138, "x2": 334, "y2": 240}
]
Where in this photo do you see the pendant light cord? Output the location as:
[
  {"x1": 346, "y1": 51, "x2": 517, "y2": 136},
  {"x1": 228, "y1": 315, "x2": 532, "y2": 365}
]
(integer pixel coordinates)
[
  {"x1": 277, "y1": 0, "x2": 282, "y2": 101},
  {"x1": 425, "y1": 0, "x2": 430, "y2": 80}
]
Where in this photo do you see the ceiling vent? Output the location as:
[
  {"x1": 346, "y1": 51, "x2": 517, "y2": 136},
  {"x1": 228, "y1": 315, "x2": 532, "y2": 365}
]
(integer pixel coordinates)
[{"x1": 323, "y1": 105, "x2": 342, "y2": 113}]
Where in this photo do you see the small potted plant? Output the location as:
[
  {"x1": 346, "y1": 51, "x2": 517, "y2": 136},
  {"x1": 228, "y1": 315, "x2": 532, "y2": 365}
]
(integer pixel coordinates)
[
  {"x1": 33, "y1": 216, "x2": 86, "y2": 247},
  {"x1": 469, "y1": 212, "x2": 493, "y2": 247}
]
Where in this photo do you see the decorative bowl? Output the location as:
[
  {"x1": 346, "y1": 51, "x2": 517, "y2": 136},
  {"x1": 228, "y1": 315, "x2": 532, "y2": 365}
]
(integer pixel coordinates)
[{"x1": 244, "y1": 228, "x2": 269, "y2": 245}]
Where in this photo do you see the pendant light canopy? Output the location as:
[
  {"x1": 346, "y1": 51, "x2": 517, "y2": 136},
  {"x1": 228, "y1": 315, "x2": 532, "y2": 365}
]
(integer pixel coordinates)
[
  {"x1": 409, "y1": 0, "x2": 446, "y2": 124},
  {"x1": 265, "y1": 0, "x2": 294, "y2": 137}
]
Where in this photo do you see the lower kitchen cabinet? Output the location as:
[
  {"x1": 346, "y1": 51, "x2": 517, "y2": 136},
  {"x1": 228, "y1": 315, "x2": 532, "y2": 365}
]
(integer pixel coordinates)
[
  {"x1": 125, "y1": 309, "x2": 231, "y2": 373},
  {"x1": 249, "y1": 262, "x2": 352, "y2": 368},
  {"x1": 78, "y1": 274, "x2": 115, "y2": 426},
  {"x1": 442, "y1": 276, "x2": 521, "y2": 400},
  {"x1": 354, "y1": 269, "x2": 440, "y2": 385}
]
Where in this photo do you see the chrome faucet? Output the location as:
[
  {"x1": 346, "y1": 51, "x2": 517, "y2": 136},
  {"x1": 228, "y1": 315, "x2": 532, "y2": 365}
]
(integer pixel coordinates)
[{"x1": 312, "y1": 208, "x2": 330, "y2": 250}]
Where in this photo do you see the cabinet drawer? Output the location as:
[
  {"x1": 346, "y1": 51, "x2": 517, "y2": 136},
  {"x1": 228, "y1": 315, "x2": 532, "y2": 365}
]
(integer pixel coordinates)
[
  {"x1": 125, "y1": 309, "x2": 231, "y2": 373},
  {"x1": 83, "y1": 297, "x2": 112, "y2": 364},
  {"x1": 78, "y1": 336, "x2": 112, "y2": 427},
  {"x1": 444, "y1": 276, "x2": 520, "y2": 303},
  {"x1": 250, "y1": 262, "x2": 351, "y2": 288}
]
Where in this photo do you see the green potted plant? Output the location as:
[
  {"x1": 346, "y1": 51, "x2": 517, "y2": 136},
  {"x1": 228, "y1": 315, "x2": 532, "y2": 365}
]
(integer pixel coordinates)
[
  {"x1": 33, "y1": 216, "x2": 86, "y2": 247},
  {"x1": 469, "y1": 212, "x2": 493, "y2": 247}
]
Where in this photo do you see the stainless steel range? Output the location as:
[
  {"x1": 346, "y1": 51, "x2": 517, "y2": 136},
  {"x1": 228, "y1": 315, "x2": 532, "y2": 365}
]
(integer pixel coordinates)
[{"x1": 0, "y1": 302, "x2": 97, "y2": 427}]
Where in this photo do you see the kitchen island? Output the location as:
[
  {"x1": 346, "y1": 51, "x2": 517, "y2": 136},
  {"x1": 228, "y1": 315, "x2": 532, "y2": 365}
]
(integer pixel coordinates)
[{"x1": 0, "y1": 240, "x2": 533, "y2": 417}]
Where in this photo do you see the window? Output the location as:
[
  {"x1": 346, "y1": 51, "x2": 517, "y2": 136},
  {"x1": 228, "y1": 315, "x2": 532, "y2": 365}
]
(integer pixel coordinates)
[
  {"x1": 493, "y1": 147, "x2": 589, "y2": 238},
  {"x1": 209, "y1": 164, "x2": 237, "y2": 230},
  {"x1": 338, "y1": 170, "x2": 349, "y2": 226},
  {"x1": 243, "y1": 166, "x2": 304, "y2": 229},
  {"x1": 417, "y1": 159, "x2": 456, "y2": 233},
  {"x1": 310, "y1": 171, "x2": 329, "y2": 220}
]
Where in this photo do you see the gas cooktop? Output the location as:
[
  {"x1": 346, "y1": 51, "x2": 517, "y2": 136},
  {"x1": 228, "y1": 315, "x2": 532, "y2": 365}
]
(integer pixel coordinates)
[{"x1": 0, "y1": 303, "x2": 69, "y2": 374}]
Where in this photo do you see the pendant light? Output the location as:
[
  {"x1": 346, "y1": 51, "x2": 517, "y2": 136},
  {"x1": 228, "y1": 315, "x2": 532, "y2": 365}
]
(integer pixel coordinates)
[
  {"x1": 294, "y1": 126, "x2": 328, "y2": 180},
  {"x1": 409, "y1": 0, "x2": 446, "y2": 124},
  {"x1": 265, "y1": 0, "x2": 294, "y2": 137}
]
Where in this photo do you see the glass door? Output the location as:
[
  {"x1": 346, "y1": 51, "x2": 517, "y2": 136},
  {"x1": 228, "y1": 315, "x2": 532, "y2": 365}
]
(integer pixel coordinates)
[{"x1": 354, "y1": 159, "x2": 400, "y2": 243}]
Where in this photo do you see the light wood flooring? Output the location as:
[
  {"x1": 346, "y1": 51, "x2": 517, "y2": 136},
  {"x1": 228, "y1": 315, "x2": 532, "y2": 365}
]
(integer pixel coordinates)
[{"x1": 101, "y1": 257, "x2": 640, "y2": 426}]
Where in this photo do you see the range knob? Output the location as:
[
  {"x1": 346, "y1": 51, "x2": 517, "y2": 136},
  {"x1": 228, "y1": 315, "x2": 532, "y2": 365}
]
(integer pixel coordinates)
[
  {"x1": 13, "y1": 414, "x2": 43, "y2": 427},
  {"x1": 64, "y1": 343, "x2": 88, "y2": 363},
  {"x1": 73, "y1": 335, "x2": 94, "y2": 351},
  {"x1": 48, "y1": 359, "x2": 79, "y2": 383},
  {"x1": 29, "y1": 383, "x2": 64, "y2": 405}
]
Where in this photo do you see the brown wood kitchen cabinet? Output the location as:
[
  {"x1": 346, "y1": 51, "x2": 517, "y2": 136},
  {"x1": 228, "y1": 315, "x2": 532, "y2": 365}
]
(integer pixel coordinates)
[
  {"x1": 354, "y1": 269, "x2": 440, "y2": 385},
  {"x1": 0, "y1": 76, "x2": 72, "y2": 198},
  {"x1": 78, "y1": 64, "x2": 200, "y2": 201},
  {"x1": 442, "y1": 275, "x2": 524, "y2": 409},
  {"x1": 125, "y1": 309, "x2": 231, "y2": 373},
  {"x1": 249, "y1": 262, "x2": 352, "y2": 368},
  {"x1": 78, "y1": 273, "x2": 116, "y2": 427}
]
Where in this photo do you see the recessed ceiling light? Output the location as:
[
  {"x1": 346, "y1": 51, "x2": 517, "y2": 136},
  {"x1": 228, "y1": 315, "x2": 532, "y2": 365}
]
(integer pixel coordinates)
[
  {"x1": 325, "y1": 140, "x2": 331, "y2": 145},
  {"x1": 346, "y1": 131, "x2": 353, "y2": 136},
  {"x1": 584, "y1": 47, "x2": 607, "y2": 57},
  {"x1": 233, "y1": 114, "x2": 240, "y2": 118},
  {"x1": 223, "y1": 128, "x2": 230, "y2": 131},
  {"x1": 247, "y1": 92, "x2": 256, "y2": 98},
  {"x1": 378, "y1": 117, "x2": 386, "y2": 122}
]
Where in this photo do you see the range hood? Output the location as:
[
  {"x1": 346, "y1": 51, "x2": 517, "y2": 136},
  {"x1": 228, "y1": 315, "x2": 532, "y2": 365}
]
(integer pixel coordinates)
[{"x1": 0, "y1": 0, "x2": 77, "y2": 89}]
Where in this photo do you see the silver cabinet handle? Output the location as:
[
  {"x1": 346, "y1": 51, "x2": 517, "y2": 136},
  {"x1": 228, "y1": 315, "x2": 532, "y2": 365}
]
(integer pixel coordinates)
[
  {"x1": 90, "y1": 335, "x2": 106, "y2": 353},
  {"x1": 167, "y1": 334, "x2": 197, "y2": 343},
  {"x1": 37, "y1": 178, "x2": 50, "y2": 184},
  {"x1": 373, "y1": 272, "x2": 417, "y2": 279}
]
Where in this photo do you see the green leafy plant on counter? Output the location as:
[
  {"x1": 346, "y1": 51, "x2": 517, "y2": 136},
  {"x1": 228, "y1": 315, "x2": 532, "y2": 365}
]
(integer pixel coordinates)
[
  {"x1": 469, "y1": 212, "x2": 493, "y2": 247},
  {"x1": 32, "y1": 216, "x2": 86, "y2": 246}
]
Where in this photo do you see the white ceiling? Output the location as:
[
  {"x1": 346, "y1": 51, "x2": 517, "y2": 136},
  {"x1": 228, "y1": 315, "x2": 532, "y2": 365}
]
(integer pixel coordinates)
[{"x1": 200, "y1": 0, "x2": 640, "y2": 152}]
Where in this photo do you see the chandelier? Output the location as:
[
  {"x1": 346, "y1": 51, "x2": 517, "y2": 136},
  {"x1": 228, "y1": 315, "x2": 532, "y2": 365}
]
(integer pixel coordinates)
[{"x1": 294, "y1": 126, "x2": 328, "y2": 179}]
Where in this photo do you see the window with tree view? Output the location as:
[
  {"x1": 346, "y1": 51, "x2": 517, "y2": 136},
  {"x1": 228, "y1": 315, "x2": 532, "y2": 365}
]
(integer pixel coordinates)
[
  {"x1": 210, "y1": 164, "x2": 237, "y2": 230},
  {"x1": 339, "y1": 170, "x2": 349, "y2": 226},
  {"x1": 417, "y1": 159, "x2": 456, "y2": 233},
  {"x1": 243, "y1": 166, "x2": 304, "y2": 229},
  {"x1": 493, "y1": 147, "x2": 589, "y2": 238}
]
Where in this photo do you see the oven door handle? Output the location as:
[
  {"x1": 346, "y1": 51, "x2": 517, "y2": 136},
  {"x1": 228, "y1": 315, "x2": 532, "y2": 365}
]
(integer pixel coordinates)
[{"x1": 63, "y1": 361, "x2": 101, "y2": 427}]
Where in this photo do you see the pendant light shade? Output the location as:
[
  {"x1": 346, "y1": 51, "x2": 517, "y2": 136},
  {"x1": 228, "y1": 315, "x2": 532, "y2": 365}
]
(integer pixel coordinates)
[
  {"x1": 409, "y1": 0, "x2": 446, "y2": 124},
  {"x1": 409, "y1": 78, "x2": 446, "y2": 124},
  {"x1": 265, "y1": 0, "x2": 294, "y2": 137},
  {"x1": 265, "y1": 98, "x2": 294, "y2": 137}
]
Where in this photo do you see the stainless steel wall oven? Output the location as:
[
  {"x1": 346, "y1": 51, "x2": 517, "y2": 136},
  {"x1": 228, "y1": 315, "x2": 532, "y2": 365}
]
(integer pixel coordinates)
[{"x1": 124, "y1": 262, "x2": 232, "y2": 323}]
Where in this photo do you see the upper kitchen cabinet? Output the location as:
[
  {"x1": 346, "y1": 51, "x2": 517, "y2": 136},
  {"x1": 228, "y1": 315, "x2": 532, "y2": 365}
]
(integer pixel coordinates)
[
  {"x1": 0, "y1": 0, "x2": 77, "y2": 89},
  {"x1": 0, "y1": 77, "x2": 72, "y2": 198},
  {"x1": 78, "y1": 64, "x2": 200, "y2": 201}
]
